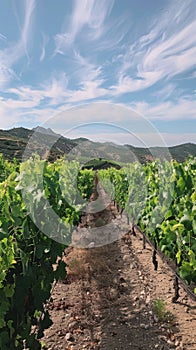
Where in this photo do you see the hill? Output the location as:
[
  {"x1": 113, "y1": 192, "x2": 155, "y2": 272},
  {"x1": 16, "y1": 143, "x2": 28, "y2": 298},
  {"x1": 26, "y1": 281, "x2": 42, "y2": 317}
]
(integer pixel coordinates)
[
  {"x1": 0, "y1": 127, "x2": 76, "y2": 162},
  {"x1": 0, "y1": 126, "x2": 195, "y2": 164}
]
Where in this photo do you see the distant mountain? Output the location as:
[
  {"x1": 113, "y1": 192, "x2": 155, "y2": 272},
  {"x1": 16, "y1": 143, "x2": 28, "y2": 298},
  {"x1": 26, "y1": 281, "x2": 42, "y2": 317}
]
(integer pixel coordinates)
[
  {"x1": 72, "y1": 137, "x2": 89, "y2": 142},
  {"x1": 169, "y1": 143, "x2": 196, "y2": 163},
  {"x1": 125, "y1": 143, "x2": 196, "y2": 164},
  {"x1": 0, "y1": 126, "x2": 195, "y2": 164},
  {"x1": 33, "y1": 126, "x2": 59, "y2": 136},
  {"x1": 7, "y1": 127, "x2": 33, "y2": 139},
  {"x1": 0, "y1": 127, "x2": 76, "y2": 161}
]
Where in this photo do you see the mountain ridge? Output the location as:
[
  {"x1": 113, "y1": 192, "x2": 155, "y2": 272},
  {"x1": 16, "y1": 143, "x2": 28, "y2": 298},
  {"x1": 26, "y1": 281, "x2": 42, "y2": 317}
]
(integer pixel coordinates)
[{"x1": 0, "y1": 126, "x2": 195, "y2": 163}]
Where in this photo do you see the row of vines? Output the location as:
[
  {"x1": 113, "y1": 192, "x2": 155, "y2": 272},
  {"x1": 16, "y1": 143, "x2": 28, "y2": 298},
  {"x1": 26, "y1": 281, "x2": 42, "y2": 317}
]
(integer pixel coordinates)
[
  {"x1": 99, "y1": 156, "x2": 196, "y2": 289},
  {"x1": 0, "y1": 153, "x2": 195, "y2": 349},
  {"x1": 0, "y1": 154, "x2": 94, "y2": 350}
]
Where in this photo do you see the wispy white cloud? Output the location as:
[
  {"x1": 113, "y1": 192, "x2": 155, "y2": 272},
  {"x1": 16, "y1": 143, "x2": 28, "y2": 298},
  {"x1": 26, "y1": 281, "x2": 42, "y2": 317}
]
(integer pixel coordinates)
[
  {"x1": 131, "y1": 96, "x2": 196, "y2": 121},
  {"x1": 71, "y1": 50, "x2": 103, "y2": 84},
  {"x1": 40, "y1": 32, "x2": 49, "y2": 62},
  {"x1": 152, "y1": 83, "x2": 177, "y2": 101},
  {"x1": 41, "y1": 73, "x2": 69, "y2": 105},
  {"x1": 9, "y1": 72, "x2": 69, "y2": 106},
  {"x1": 0, "y1": 33, "x2": 7, "y2": 42},
  {"x1": 0, "y1": 0, "x2": 36, "y2": 88},
  {"x1": 9, "y1": 86, "x2": 43, "y2": 104},
  {"x1": 112, "y1": 1, "x2": 196, "y2": 94},
  {"x1": 0, "y1": 0, "x2": 195, "y2": 134},
  {"x1": 20, "y1": 0, "x2": 36, "y2": 58},
  {"x1": 53, "y1": 0, "x2": 196, "y2": 101},
  {"x1": 54, "y1": 0, "x2": 115, "y2": 53}
]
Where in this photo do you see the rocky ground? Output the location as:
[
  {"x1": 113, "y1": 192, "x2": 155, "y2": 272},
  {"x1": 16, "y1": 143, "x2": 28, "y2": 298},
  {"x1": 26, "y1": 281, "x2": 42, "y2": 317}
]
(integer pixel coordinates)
[{"x1": 42, "y1": 180, "x2": 196, "y2": 350}]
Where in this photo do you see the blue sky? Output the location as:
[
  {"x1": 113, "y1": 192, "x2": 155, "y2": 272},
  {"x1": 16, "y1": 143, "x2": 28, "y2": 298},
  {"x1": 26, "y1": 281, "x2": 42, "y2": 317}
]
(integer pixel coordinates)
[{"x1": 0, "y1": 0, "x2": 195, "y2": 146}]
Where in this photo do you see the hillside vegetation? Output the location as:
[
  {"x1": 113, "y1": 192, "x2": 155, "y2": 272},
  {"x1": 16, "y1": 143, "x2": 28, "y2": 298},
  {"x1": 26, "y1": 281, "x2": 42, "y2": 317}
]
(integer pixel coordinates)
[{"x1": 0, "y1": 127, "x2": 195, "y2": 164}]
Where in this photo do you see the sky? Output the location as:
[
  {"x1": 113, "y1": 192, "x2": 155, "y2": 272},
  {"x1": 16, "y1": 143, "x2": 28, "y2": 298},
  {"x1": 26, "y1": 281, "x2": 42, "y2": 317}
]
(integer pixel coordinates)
[{"x1": 0, "y1": 0, "x2": 195, "y2": 146}]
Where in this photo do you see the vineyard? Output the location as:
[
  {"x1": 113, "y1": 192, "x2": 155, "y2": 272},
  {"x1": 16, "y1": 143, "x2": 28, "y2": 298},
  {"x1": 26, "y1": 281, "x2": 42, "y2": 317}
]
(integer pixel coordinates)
[{"x1": 0, "y1": 154, "x2": 196, "y2": 349}]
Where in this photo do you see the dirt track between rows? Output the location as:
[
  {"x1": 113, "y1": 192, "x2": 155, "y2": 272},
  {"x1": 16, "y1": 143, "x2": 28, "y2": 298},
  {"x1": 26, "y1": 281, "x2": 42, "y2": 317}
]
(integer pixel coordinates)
[{"x1": 42, "y1": 175, "x2": 196, "y2": 349}]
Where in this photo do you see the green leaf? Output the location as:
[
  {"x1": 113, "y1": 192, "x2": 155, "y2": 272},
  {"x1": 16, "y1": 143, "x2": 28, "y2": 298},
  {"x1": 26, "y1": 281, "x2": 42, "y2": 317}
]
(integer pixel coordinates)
[
  {"x1": 176, "y1": 251, "x2": 181, "y2": 264},
  {"x1": 171, "y1": 223, "x2": 184, "y2": 231},
  {"x1": 4, "y1": 284, "x2": 15, "y2": 298}
]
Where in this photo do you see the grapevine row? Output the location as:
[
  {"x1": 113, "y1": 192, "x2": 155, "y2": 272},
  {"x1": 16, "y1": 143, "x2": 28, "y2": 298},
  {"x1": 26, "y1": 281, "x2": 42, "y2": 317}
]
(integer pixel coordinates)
[
  {"x1": 99, "y1": 157, "x2": 196, "y2": 289},
  {"x1": 0, "y1": 156, "x2": 94, "y2": 350},
  {"x1": 0, "y1": 154, "x2": 195, "y2": 349}
]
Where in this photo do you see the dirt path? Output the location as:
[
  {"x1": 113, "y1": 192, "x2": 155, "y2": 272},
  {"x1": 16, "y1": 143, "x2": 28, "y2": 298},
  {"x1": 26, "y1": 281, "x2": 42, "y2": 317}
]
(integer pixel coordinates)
[{"x1": 42, "y1": 180, "x2": 196, "y2": 350}]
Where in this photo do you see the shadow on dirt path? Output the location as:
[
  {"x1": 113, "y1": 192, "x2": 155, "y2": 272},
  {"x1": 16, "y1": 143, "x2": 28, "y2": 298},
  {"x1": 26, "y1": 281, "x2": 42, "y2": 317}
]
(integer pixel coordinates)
[
  {"x1": 79, "y1": 238, "x2": 174, "y2": 350},
  {"x1": 42, "y1": 175, "x2": 182, "y2": 350}
]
